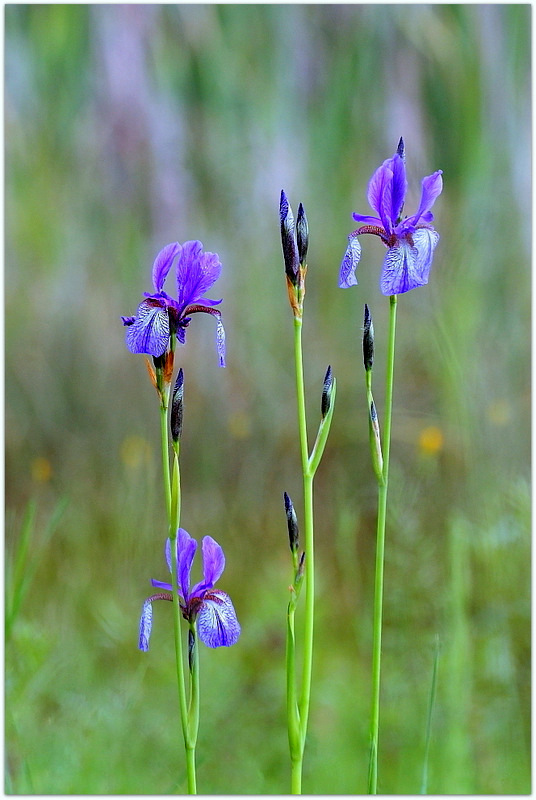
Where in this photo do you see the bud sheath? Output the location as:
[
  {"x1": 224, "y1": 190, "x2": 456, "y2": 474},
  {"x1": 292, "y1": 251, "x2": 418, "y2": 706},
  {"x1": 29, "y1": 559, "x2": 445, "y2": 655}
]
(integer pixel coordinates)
[
  {"x1": 284, "y1": 491, "x2": 300, "y2": 554},
  {"x1": 171, "y1": 368, "x2": 184, "y2": 442}
]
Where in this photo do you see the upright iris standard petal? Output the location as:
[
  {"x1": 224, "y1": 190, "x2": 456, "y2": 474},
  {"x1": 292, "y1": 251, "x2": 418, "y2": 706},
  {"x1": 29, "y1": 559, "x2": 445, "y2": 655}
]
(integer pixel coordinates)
[
  {"x1": 202, "y1": 536, "x2": 226, "y2": 586},
  {"x1": 176, "y1": 528, "x2": 198, "y2": 601},
  {"x1": 176, "y1": 241, "x2": 222, "y2": 311},
  {"x1": 389, "y1": 153, "x2": 408, "y2": 224},
  {"x1": 152, "y1": 242, "x2": 181, "y2": 293},
  {"x1": 339, "y1": 235, "x2": 362, "y2": 288},
  {"x1": 409, "y1": 171, "x2": 443, "y2": 226},
  {"x1": 197, "y1": 590, "x2": 241, "y2": 648},
  {"x1": 139, "y1": 599, "x2": 153, "y2": 651}
]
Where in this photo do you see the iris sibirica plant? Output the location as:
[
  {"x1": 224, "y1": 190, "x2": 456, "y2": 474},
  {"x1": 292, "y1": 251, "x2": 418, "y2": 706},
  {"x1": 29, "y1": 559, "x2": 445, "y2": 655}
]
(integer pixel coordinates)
[
  {"x1": 339, "y1": 140, "x2": 442, "y2": 793},
  {"x1": 123, "y1": 241, "x2": 239, "y2": 794},
  {"x1": 280, "y1": 192, "x2": 336, "y2": 794}
]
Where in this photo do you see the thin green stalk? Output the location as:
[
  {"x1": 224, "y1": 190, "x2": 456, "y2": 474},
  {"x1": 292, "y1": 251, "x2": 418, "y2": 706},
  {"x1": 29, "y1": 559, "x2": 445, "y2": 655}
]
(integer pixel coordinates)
[
  {"x1": 186, "y1": 621, "x2": 200, "y2": 794},
  {"x1": 368, "y1": 294, "x2": 397, "y2": 794},
  {"x1": 287, "y1": 315, "x2": 313, "y2": 793},
  {"x1": 160, "y1": 400, "x2": 172, "y2": 521},
  {"x1": 161, "y1": 408, "x2": 196, "y2": 794}
]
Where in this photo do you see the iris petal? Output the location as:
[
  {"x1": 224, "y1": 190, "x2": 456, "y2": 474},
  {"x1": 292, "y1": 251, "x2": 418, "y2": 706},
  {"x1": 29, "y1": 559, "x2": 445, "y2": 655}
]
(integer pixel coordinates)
[
  {"x1": 367, "y1": 159, "x2": 392, "y2": 220},
  {"x1": 410, "y1": 171, "x2": 443, "y2": 226},
  {"x1": 152, "y1": 242, "x2": 181, "y2": 293},
  {"x1": 126, "y1": 300, "x2": 170, "y2": 357},
  {"x1": 339, "y1": 235, "x2": 361, "y2": 288},
  {"x1": 412, "y1": 228, "x2": 440, "y2": 285},
  {"x1": 138, "y1": 599, "x2": 153, "y2": 651},
  {"x1": 389, "y1": 153, "x2": 407, "y2": 223},
  {"x1": 197, "y1": 590, "x2": 241, "y2": 648},
  {"x1": 201, "y1": 536, "x2": 226, "y2": 586},
  {"x1": 216, "y1": 316, "x2": 226, "y2": 367},
  {"x1": 176, "y1": 241, "x2": 222, "y2": 310},
  {"x1": 380, "y1": 238, "x2": 425, "y2": 295},
  {"x1": 176, "y1": 529, "x2": 197, "y2": 602}
]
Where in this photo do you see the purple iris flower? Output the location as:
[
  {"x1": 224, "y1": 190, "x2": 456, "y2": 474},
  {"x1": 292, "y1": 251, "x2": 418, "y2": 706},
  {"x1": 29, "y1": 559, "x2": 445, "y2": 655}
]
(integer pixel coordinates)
[
  {"x1": 122, "y1": 241, "x2": 226, "y2": 366},
  {"x1": 339, "y1": 138, "x2": 443, "y2": 295},
  {"x1": 139, "y1": 528, "x2": 241, "y2": 651}
]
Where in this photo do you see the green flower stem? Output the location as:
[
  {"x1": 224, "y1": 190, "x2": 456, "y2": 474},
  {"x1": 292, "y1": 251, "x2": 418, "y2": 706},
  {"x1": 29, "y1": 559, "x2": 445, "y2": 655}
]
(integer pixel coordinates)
[
  {"x1": 368, "y1": 293, "x2": 397, "y2": 795},
  {"x1": 287, "y1": 315, "x2": 313, "y2": 795},
  {"x1": 161, "y1": 405, "x2": 196, "y2": 795},
  {"x1": 186, "y1": 622, "x2": 200, "y2": 790},
  {"x1": 159, "y1": 399, "x2": 172, "y2": 522}
]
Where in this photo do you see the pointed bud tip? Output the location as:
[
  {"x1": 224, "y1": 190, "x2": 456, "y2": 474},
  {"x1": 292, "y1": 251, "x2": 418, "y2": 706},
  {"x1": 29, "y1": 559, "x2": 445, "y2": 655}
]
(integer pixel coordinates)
[
  {"x1": 397, "y1": 136, "x2": 405, "y2": 159},
  {"x1": 321, "y1": 365, "x2": 334, "y2": 418},
  {"x1": 363, "y1": 305, "x2": 374, "y2": 371}
]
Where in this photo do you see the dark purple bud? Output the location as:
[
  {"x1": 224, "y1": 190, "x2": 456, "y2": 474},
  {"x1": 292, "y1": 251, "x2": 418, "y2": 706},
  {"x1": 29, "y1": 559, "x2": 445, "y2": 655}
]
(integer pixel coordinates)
[
  {"x1": 171, "y1": 368, "x2": 184, "y2": 442},
  {"x1": 280, "y1": 190, "x2": 300, "y2": 284},
  {"x1": 296, "y1": 203, "x2": 309, "y2": 266},
  {"x1": 397, "y1": 136, "x2": 405, "y2": 161},
  {"x1": 321, "y1": 365, "x2": 334, "y2": 418},
  {"x1": 363, "y1": 304, "x2": 374, "y2": 372},
  {"x1": 188, "y1": 628, "x2": 196, "y2": 672},
  {"x1": 284, "y1": 491, "x2": 299, "y2": 553}
]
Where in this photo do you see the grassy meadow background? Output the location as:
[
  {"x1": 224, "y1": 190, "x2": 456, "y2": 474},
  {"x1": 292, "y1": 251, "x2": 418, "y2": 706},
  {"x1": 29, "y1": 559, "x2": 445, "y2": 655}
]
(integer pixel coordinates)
[{"x1": 5, "y1": 4, "x2": 530, "y2": 794}]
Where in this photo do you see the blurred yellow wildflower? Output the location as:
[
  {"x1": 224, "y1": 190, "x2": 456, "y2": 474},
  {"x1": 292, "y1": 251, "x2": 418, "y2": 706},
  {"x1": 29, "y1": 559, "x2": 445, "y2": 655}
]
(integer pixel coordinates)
[
  {"x1": 418, "y1": 425, "x2": 444, "y2": 456},
  {"x1": 31, "y1": 456, "x2": 53, "y2": 483}
]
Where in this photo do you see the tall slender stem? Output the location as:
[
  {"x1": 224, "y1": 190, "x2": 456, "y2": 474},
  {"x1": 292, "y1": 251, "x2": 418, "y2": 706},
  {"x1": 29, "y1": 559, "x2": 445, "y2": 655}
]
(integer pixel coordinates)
[
  {"x1": 289, "y1": 314, "x2": 314, "y2": 793},
  {"x1": 161, "y1": 405, "x2": 196, "y2": 794},
  {"x1": 160, "y1": 401, "x2": 172, "y2": 522},
  {"x1": 186, "y1": 622, "x2": 200, "y2": 795},
  {"x1": 368, "y1": 294, "x2": 397, "y2": 794}
]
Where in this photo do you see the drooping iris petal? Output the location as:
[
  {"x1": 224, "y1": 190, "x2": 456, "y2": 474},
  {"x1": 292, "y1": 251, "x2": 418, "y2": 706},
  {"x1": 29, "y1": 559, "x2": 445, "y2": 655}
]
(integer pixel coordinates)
[
  {"x1": 176, "y1": 241, "x2": 222, "y2": 311},
  {"x1": 216, "y1": 316, "x2": 226, "y2": 367},
  {"x1": 152, "y1": 242, "x2": 181, "y2": 293},
  {"x1": 339, "y1": 235, "x2": 362, "y2": 288},
  {"x1": 412, "y1": 228, "x2": 440, "y2": 285},
  {"x1": 380, "y1": 237, "x2": 426, "y2": 296},
  {"x1": 197, "y1": 590, "x2": 241, "y2": 648},
  {"x1": 139, "y1": 599, "x2": 153, "y2": 651},
  {"x1": 125, "y1": 299, "x2": 170, "y2": 356}
]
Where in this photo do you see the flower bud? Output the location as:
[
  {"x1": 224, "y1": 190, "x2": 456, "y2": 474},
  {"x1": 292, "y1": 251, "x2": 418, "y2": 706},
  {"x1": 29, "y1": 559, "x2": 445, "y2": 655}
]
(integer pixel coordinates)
[
  {"x1": 321, "y1": 365, "x2": 334, "y2": 419},
  {"x1": 284, "y1": 491, "x2": 299, "y2": 553},
  {"x1": 188, "y1": 628, "x2": 196, "y2": 672},
  {"x1": 280, "y1": 190, "x2": 300, "y2": 285},
  {"x1": 363, "y1": 304, "x2": 374, "y2": 372},
  {"x1": 296, "y1": 203, "x2": 309, "y2": 266},
  {"x1": 171, "y1": 368, "x2": 184, "y2": 442}
]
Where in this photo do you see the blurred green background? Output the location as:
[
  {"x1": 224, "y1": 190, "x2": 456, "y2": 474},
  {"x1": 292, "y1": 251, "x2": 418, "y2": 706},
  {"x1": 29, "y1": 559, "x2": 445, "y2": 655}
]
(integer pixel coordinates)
[{"x1": 5, "y1": 4, "x2": 530, "y2": 795}]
